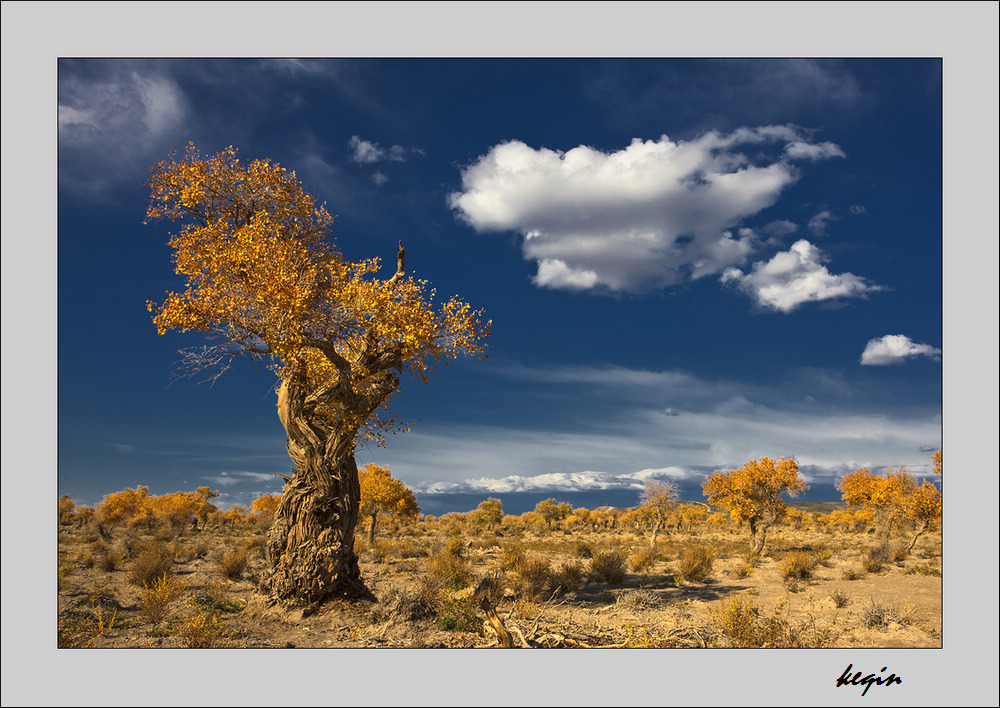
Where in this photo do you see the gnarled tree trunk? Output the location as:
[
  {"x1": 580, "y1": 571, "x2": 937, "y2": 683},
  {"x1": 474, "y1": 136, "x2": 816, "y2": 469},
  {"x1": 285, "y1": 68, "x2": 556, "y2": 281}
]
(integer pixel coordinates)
[
  {"x1": 261, "y1": 363, "x2": 398, "y2": 604},
  {"x1": 259, "y1": 244, "x2": 407, "y2": 605}
]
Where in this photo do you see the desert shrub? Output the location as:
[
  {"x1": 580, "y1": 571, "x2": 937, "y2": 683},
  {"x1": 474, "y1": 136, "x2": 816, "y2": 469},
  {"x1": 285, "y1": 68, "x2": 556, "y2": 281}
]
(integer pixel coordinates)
[
  {"x1": 575, "y1": 541, "x2": 594, "y2": 559},
  {"x1": 215, "y1": 549, "x2": 249, "y2": 580},
  {"x1": 192, "y1": 582, "x2": 245, "y2": 613},
  {"x1": 890, "y1": 543, "x2": 909, "y2": 563},
  {"x1": 498, "y1": 543, "x2": 526, "y2": 571},
  {"x1": 733, "y1": 559, "x2": 755, "y2": 579},
  {"x1": 903, "y1": 562, "x2": 941, "y2": 576},
  {"x1": 861, "y1": 598, "x2": 917, "y2": 629},
  {"x1": 445, "y1": 535, "x2": 467, "y2": 557},
  {"x1": 829, "y1": 589, "x2": 851, "y2": 608},
  {"x1": 512, "y1": 555, "x2": 553, "y2": 600},
  {"x1": 178, "y1": 611, "x2": 233, "y2": 648},
  {"x1": 370, "y1": 540, "x2": 394, "y2": 562},
  {"x1": 551, "y1": 562, "x2": 586, "y2": 595},
  {"x1": 426, "y1": 550, "x2": 473, "y2": 591},
  {"x1": 781, "y1": 550, "x2": 818, "y2": 580},
  {"x1": 129, "y1": 545, "x2": 174, "y2": 586},
  {"x1": 58, "y1": 606, "x2": 118, "y2": 648},
  {"x1": 589, "y1": 549, "x2": 627, "y2": 584},
  {"x1": 436, "y1": 597, "x2": 482, "y2": 633},
  {"x1": 139, "y1": 575, "x2": 187, "y2": 624},
  {"x1": 710, "y1": 594, "x2": 835, "y2": 648},
  {"x1": 370, "y1": 588, "x2": 436, "y2": 624},
  {"x1": 841, "y1": 566, "x2": 867, "y2": 581},
  {"x1": 615, "y1": 588, "x2": 662, "y2": 610},
  {"x1": 629, "y1": 547, "x2": 658, "y2": 574},
  {"x1": 862, "y1": 544, "x2": 891, "y2": 573},
  {"x1": 676, "y1": 545, "x2": 715, "y2": 583}
]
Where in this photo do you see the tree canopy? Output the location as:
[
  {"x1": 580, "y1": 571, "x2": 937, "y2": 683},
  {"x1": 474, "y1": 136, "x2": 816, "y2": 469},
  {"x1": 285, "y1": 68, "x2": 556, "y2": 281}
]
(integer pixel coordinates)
[
  {"x1": 702, "y1": 456, "x2": 807, "y2": 555},
  {"x1": 145, "y1": 143, "x2": 490, "y2": 448}
]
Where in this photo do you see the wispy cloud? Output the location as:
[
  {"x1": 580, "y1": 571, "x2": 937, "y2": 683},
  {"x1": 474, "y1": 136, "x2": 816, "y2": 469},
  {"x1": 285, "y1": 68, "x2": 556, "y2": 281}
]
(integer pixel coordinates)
[
  {"x1": 448, "y1": 126, "x2": 845, "y2": 294},
  {"x1": 721, "y1": 239, "x2": 883, "y2": 312},
  {"x1": 368, "y1": 361, "x2": 941, "y2": 495},
  {"x1": 348, "y1": 135, "x2": 422, "y2": 164},
  {"x1": 860, "y1": 335, "x2": 942, "y2": 365}
]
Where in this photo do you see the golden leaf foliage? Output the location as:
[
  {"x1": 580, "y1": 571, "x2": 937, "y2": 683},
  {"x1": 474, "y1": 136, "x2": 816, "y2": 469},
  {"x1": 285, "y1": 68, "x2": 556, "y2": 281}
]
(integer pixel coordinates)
[
  {"x1": 250, "y1": 493, "x2": 282, "y2": 516},
  {"x1": 358, "y1": 464, "x2": 420, "y2": 522},
  {"x1": 701, "y1": 456, "x2": 808, "y2": 527},
  {"x1": 838, "y1": 467, "x2": 941, "y2": 529},
  {"x1": 144, "y1": 144, "x2": 490, "y2": 447},
  {"x1": 931, "y1": 450, "x2": 942, "y2": 476}
]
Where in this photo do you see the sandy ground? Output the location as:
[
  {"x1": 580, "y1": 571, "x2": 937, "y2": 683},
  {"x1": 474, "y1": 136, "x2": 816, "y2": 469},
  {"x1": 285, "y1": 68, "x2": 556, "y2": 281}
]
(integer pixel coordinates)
[{"x1": 56, "y1": 517, "x2": 941, "y2": 650}]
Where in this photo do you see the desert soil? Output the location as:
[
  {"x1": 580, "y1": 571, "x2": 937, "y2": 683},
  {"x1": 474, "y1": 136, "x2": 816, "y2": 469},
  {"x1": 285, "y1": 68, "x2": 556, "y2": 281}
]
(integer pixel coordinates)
[{"x1": 56, "y1": 513, "x2": 941, "y2": 650}]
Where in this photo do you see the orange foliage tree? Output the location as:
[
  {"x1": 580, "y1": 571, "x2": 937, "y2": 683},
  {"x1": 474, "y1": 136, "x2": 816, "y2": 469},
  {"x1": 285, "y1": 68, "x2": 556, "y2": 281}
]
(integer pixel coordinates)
[
  {"x1": 639, "y1": 479, "x2": 678, "y2": 547},
  {"x1": 145, "y1": 145, "x2": 489, "y2": 603},
  {"x1": 358, "y1": 464, "x2": 420, "y2": 544},
  {"x1": 97, "y1": 486, "x2": 152, "y2": 534},
  {"x1": 702, "y1": 456, "x2": 807, "y2": 556},
  {"x1": 838, "y1": 466, "x2": 941, "y2": 553}
]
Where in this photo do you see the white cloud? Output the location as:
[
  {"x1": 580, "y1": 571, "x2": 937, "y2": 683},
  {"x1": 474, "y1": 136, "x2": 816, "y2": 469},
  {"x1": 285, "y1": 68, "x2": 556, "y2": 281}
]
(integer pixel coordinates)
[
  {"x1": 348, "y1": 135, "x2": 420, "y2": 164},
  {"x1": 59, "y1": 70, "x2": 185, "y2": 144},
  {"x1": 860, "y1": 335, "x2": 942, "y2": 365},
  {"x1": 784, "y1": 141, "x2": 846, "y2": 161},
  {"x1": 448, "y1": 127, "x2": 846, "y2": 293},
  {"x1": 721, "y1": 239, "x2": 883, "y2": 312},
  {"x1": 808, "y1": 209, "x2": 836, "y2": 237},
  {"x1": 372, "y1": 171, "x2": 389, "y2": 186}
]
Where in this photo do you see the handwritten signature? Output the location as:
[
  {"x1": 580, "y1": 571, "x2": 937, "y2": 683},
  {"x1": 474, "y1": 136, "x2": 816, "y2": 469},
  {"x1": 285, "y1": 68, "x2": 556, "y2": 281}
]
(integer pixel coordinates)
[{"x1": 836, "y1": 664, "x2": 902, "y2": 696}]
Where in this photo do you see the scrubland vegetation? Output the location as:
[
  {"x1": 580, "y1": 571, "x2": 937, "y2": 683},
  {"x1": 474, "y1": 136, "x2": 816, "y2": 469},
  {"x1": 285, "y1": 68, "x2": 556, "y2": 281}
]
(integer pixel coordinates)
[{"x1": 57, "y1": 461, "x2": 941, "y2": 649}]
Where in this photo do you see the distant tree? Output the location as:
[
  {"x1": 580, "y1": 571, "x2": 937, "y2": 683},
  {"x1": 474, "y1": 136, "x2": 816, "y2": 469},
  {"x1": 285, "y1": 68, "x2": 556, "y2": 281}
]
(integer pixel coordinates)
[
  {"x1": 251, "y1": 494, "x2": 282, "y2": 516},
  {"x1": 902, "y1": 479, "x2": 942, "y2": 554},
  {"x1": 472, "y1": 498, "x2": 504, "y2": 531},
  {"x1": 702, "y1": 457, "x2": 807, "y2": 557},
  {"x1": 931, "y1": 450, "x2": 942, "y2": 476},
  {"x1": 144, "y1": 145, "x2": 489, "y2": 603},
  {"x1": 193, "y1": 487, "x2": 220, "y2": 529},
  {"x1": 97, "y1": 486, "x2": 152, "y2": 534},
  {"x1": 534, "y1": 498, "x2": 569, "y2": 529},
  {"x1": 838, "y1": 466, "x2": 941, "y2": 554},
  {"x1": 358, "y1": 464, "x2": 420, "y2": 544},
  {"x1": 58, "y1": 495, "x2": 76, "y2": 525},
  {"x1": 639, "y1": 479, "x2": 678, "y2": 546}
]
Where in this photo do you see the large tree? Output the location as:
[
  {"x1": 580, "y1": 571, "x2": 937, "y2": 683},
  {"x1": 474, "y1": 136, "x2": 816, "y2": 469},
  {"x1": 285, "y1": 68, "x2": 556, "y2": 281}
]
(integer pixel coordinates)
[
  {"x1": 702, "y1": 456, "x2": 807, "y2": 557},
  {"x1": 145, "y1": 145, "x2": 489, "y2": 604}
]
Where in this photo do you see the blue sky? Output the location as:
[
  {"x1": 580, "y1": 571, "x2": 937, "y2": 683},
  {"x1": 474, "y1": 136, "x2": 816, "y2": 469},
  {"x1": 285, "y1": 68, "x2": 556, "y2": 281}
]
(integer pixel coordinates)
[{"x1": 53, "y1": 54, "x2": 949, "y2": 514}]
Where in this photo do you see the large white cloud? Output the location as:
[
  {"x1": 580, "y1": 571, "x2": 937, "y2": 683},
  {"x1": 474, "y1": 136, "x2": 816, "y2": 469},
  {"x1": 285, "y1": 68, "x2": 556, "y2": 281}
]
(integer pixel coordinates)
[
  {"x1": 860, "y1": 335, "x2": 942, "y2": 365},
  {"x1": 448, "y1": 127, "x2": 845, "y2": 293},
  {"x1": 721, "y1": 239, "x2": 882, "y2": 312}
]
